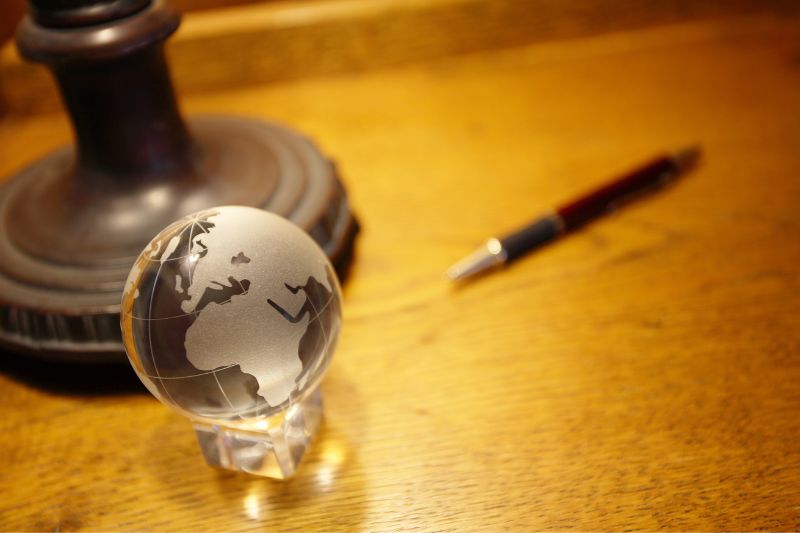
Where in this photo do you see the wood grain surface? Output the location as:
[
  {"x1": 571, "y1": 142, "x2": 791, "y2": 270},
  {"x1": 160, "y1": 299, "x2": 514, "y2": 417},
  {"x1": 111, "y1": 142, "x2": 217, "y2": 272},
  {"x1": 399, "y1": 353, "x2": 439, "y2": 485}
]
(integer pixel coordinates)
[
  {"x1": 1, "y1": 10, "x2": 800, "y2": 532},
  {"x1": 0, "y1": 0, "x2": 282, "y2": 49},
  {"x1": 2, "y1": 0, "x2": 795, "y2": 115}
]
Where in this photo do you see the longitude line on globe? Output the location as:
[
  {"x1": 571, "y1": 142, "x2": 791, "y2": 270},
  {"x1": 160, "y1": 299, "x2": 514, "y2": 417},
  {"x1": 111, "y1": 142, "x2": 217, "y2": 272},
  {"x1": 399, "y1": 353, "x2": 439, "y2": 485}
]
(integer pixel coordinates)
[
  {"x1": 145, "y1": 221, "x2": 195, "y2": 408},
  {"x1": 186, "y1": 217, "x2": 238, "y2": 414},
  {"x1": 213, "y1": 371, "x2": 239, "y2": 415},
  {"x1": 304, "y1": 289, "x2": 331, "y2": 379},
  {"x1": 220, "y1": 289, "x2": 336, "y2": 420}
]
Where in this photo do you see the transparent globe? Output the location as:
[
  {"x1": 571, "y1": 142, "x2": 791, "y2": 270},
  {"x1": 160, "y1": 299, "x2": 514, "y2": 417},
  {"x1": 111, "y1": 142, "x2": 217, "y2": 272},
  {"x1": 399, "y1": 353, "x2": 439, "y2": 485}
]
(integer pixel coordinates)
[{"x1": 121, "y1": 206, "x2": 342, "y2": 478}]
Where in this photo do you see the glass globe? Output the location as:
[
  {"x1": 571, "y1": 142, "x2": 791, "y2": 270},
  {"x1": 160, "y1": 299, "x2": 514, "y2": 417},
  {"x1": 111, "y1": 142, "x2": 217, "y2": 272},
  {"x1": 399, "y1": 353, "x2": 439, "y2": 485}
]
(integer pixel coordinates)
[{"x1": 121, "y1": 205, "x2": 342, "y2": 477}]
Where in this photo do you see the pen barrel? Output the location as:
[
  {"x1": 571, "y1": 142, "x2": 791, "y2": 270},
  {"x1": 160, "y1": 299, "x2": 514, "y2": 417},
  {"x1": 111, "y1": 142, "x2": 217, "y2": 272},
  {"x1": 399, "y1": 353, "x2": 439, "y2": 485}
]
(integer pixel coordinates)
[
  {"x1": 556, "y1": 156, "x2": 676, "y2": 230},
  {"x1": 501, "y1": 215, "x2": 562, "y2": 262}
]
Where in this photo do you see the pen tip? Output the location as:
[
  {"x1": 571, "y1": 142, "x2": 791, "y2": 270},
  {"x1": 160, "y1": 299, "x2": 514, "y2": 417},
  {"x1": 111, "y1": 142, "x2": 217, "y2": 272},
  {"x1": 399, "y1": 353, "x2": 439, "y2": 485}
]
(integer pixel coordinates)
[
  {"x1": 445, "y1": 261, "x2": 474, "y2": 282},
  {"x1": 445, "y1": 268, "x2": 466, "y2": 282},
  {"x1": 446, "y1": 240, "x2": 506, "y2": 282}
]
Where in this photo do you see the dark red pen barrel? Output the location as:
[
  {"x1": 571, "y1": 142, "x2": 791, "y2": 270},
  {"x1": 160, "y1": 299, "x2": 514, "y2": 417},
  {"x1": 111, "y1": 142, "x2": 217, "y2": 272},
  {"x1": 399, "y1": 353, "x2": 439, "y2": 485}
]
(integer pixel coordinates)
[{"x1": 556, "y1": 156, "x2": 676, "y2": 230}]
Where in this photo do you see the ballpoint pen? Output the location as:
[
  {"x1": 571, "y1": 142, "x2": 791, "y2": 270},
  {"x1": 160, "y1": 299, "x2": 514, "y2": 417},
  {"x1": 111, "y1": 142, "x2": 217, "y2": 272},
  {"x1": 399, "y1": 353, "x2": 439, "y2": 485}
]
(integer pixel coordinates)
[{"x1": 446, "y1": 145, "x2": 701, "y2": 281}]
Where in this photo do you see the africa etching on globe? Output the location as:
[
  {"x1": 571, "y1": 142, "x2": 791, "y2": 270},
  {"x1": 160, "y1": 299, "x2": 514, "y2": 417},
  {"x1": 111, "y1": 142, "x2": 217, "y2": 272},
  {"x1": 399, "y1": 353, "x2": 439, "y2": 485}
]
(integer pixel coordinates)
[{"x1": 124, "y1": 208, "x2": 339, "y2": 416}]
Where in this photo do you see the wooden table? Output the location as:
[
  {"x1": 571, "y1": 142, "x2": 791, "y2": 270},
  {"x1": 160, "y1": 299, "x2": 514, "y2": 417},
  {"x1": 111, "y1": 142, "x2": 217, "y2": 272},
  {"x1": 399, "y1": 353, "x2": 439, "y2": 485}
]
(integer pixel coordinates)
[{"x1": 1, "y1": 5, "x2": 799, "y2": 531}]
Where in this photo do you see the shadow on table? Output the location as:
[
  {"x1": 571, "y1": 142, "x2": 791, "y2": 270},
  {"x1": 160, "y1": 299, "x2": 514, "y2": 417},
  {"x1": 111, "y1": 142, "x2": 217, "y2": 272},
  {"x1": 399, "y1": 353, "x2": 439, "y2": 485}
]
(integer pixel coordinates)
[{"x1": 0, "y1": 349, "x2": 146, "y2": 396}]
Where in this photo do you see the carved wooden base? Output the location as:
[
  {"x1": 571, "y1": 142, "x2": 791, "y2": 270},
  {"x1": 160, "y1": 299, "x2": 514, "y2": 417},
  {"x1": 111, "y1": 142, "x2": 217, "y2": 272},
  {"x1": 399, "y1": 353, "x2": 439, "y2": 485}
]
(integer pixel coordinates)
[{"x1": 0, "y1": 116, "x2": 358, "y2": 363}]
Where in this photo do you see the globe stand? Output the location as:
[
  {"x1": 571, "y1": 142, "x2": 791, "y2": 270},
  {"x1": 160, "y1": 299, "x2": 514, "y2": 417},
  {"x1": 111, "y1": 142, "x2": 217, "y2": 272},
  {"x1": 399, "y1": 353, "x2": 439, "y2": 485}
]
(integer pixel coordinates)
[
  {"x1": 193, "y1": 389, "x2": 323, "y2": 479},
  {"x1": 0, "y1": 0, "x2": 358, "y2": 364}
]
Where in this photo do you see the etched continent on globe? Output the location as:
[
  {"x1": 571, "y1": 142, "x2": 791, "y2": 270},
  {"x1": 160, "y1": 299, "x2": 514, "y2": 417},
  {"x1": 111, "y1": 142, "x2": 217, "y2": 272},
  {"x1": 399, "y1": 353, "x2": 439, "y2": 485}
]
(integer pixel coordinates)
[
  {"x1": 121, "y1": 206, "x2": 342, "y2": 421},
  {"x1": 181, "y1": 208, "x2": 332, "y2": 405}
]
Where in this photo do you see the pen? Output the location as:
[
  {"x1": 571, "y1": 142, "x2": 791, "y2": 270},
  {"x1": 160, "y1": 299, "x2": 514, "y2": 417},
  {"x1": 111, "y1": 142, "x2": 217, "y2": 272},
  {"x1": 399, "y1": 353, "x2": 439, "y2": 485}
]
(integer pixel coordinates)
[{"x1": 446, "y1": 145, "x2": 701, "y2": 281}]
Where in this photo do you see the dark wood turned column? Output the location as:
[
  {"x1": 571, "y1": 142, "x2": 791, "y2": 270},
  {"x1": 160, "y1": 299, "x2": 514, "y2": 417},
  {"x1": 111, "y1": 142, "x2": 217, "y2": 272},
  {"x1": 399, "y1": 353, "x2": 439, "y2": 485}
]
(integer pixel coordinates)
[
  {"x1": 0, "y1": 0, "x2": 359, "y2": 363},
  {"x1": 20, "y1": 0, "x2": 191, "y2": 179},
  {"x1": 49, "y1": 47, "x2": 192, "y2": 177}
]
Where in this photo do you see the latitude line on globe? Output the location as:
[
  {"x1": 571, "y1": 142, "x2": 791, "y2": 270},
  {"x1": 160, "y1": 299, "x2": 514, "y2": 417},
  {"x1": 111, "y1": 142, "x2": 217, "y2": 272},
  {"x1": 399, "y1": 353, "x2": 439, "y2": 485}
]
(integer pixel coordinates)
[
  {"x1": 219, "y1": 401, "x2": 276, "y2": 419},
  {"x1": 143, "y1": 363, "x2": 239, "y2": 380},
  {"x1": 125, "y1": 311, "x2": 201, "y2": 321},
  {"x1": 124, "y1": 274, "x2": 254, "y2": 321},
  {"x1": 140, "y1": 293, "x2": 336, "y2": 382},
  {"x1": 125, "y1": 278, "x2": 253, "y2": 321},
  {"x1": 141, "y1": 251, "x2": 201, "y2": 263}
]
